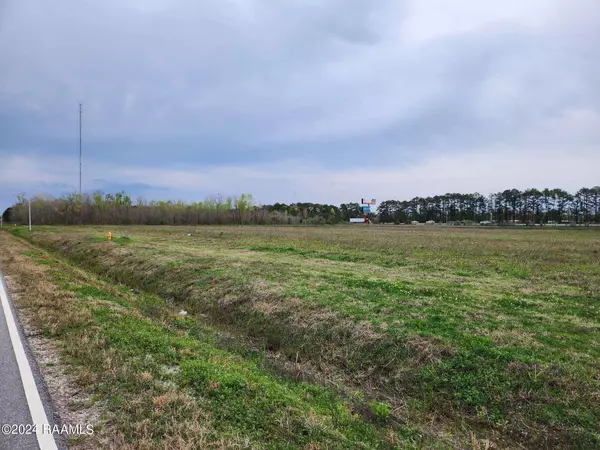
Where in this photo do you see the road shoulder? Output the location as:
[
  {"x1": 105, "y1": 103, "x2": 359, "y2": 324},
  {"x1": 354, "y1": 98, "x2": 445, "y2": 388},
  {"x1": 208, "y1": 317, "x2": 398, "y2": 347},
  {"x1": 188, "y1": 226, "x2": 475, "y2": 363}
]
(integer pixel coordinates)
[
  {"x1": 0, "y1": 272, "x2": 65, "y2": 450},
  {"x1": 0, "y1": 235, "x2": 98, "y2": 450}
]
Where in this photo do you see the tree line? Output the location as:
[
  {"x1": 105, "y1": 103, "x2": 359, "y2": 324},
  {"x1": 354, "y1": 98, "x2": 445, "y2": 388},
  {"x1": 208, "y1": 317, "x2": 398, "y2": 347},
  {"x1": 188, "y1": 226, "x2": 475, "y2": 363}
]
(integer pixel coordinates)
[
  {"x1": 377, "y1": 187, "x2": 600, "y2": 224},
  {"x1": 5, "y1": 192, "x2": 264, "y2": 226},
  {"x1": 3, "y1": 192, "x2": 347, "y2": 226},
  {"x1": 2, "y1": 186, "x2": 599, "y2": 226}
]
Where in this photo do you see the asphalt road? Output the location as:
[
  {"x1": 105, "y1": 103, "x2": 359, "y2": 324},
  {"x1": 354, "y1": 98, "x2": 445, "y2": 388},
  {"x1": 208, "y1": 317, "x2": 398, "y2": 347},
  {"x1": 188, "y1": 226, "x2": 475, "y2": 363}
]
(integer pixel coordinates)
[{"x1": 0, "y1": 273, "x2": 65, "y2": 450}]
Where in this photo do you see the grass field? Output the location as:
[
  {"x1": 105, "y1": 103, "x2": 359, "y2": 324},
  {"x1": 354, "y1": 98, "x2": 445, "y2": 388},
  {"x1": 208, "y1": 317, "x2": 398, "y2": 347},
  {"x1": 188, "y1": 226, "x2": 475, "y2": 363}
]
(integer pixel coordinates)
[{"x1": 5, "y1": 225, "x2": 600, "y2": 449}]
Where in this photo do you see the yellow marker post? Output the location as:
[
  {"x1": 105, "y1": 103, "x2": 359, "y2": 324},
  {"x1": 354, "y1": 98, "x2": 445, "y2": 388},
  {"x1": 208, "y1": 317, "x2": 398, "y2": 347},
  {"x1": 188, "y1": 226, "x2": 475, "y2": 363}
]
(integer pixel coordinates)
[{"x1": 107, "y1": 232, "x2": 112, "y2": 241}]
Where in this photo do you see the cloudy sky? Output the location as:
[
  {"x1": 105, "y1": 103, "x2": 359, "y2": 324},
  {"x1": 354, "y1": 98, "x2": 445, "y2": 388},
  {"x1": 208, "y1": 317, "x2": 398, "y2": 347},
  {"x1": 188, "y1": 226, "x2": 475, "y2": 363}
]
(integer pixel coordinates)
[{"x1": 1, "y1": 0, "x2": 599, "y2": 211}]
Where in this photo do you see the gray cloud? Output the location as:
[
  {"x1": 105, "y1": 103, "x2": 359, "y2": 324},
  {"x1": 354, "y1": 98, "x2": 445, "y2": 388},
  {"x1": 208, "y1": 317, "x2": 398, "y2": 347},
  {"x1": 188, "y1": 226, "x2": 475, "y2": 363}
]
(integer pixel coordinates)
[{"x1": 1, "y1": 0, "x2": 599, "y2": 210}]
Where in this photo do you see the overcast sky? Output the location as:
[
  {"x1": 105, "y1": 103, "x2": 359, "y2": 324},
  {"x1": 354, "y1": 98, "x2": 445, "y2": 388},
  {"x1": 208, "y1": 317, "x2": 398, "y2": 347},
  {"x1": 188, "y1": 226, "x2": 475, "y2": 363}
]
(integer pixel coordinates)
[{"x1": 1, "y1": 0, "x2": 599, "y2": 210}]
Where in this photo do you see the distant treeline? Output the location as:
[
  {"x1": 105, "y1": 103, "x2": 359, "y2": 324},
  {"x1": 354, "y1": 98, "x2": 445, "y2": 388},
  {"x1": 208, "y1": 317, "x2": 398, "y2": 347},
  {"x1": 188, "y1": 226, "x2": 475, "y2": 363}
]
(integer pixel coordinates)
[
  {"x1": 3, "y1": 186, "x2": 599, "y2": 226},
  {"x1": 377, "y1": 187, "x2": 600, "y2": 224},
  {"x1": 4, "y1": 192, "x2": 344, "y2": 226}
]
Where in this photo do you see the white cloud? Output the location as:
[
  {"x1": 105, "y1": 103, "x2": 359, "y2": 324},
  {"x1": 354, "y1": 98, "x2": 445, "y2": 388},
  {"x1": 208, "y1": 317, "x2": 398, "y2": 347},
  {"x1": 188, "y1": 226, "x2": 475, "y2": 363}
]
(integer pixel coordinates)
[{"x1": 400, "y1": 0, "x2": 559, "y2": 44}]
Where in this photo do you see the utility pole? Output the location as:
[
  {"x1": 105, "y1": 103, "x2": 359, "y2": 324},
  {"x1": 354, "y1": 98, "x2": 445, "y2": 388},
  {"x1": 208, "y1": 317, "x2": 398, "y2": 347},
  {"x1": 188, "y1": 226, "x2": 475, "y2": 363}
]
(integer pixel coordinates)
[
  {"x1": 22, "y1": 195, "x2": 32, "y2": 231},
  {"x1": 79, "y1": 103, "x2": 84, "y2": 225},
  {"x1": 79, "y1": 103, "x2": 82, "y2": 197}
]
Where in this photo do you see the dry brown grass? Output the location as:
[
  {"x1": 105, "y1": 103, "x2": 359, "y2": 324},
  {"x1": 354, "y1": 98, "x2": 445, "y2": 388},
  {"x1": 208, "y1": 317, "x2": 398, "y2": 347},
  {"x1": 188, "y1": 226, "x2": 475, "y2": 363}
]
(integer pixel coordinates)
[
  {"x1": 0, "y1": 235, "x2": 102, "y2": 449},
  {"x1": 0, "y1": 233, "x2": 245, "y2": 449}
]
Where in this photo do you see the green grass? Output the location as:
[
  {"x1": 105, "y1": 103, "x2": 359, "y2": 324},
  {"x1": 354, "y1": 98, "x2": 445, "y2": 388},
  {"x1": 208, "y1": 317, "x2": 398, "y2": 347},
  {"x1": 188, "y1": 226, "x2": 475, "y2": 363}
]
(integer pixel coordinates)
[
  {"x1": 8, "y1": 224, "x2": 600, "y2": 448},
  {"x1": 90, "y1": 309, "x2": 410, "y2": 448},
  {"x1": 2, "y1": 231, "x2": 437, "y2": 449}
]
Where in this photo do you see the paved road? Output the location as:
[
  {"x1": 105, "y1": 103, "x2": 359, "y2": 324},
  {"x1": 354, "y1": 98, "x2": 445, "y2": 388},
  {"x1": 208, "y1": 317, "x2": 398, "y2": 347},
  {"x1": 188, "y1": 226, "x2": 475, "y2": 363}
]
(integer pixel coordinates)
[{"x1": 0, "y1": 273, "x2": 63, "y2": 450}]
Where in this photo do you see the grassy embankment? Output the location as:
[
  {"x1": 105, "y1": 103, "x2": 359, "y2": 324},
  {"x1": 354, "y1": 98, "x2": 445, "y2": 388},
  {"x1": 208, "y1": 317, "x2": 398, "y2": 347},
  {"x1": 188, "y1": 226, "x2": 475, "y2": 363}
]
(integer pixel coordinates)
[
  {"x1": 7, "y1": 225, "x2": 600, "y2": 449},
  {"x1": 0, "y1": 230, "x2": 437, "y2": 449}
]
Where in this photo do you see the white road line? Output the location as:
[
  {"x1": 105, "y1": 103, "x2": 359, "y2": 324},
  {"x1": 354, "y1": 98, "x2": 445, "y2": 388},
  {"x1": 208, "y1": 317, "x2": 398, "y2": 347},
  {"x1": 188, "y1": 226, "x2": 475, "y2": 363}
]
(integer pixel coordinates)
[{"x1": 0, "y1": 276, "x2": 58, "y2": 450}]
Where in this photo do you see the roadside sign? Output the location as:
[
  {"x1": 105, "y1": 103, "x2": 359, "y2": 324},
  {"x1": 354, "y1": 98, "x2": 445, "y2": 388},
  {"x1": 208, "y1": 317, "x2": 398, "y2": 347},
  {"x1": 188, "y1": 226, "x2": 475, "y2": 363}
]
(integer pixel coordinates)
[{"x1": 362, "y1": 206, "x2": 371, "y2": 213}]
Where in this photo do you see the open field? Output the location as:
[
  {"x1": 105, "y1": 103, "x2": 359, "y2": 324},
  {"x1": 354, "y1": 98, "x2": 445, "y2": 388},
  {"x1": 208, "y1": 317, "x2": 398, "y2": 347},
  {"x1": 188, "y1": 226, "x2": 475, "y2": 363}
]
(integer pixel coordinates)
[
  {"x1": 5, "y1": 225, "x2": 600, "y2": 449},
  {"x1": 0, "y1": 231, "x2": 420, "y2": 449}
]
